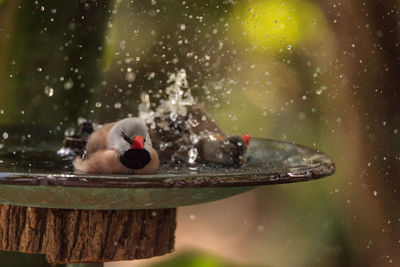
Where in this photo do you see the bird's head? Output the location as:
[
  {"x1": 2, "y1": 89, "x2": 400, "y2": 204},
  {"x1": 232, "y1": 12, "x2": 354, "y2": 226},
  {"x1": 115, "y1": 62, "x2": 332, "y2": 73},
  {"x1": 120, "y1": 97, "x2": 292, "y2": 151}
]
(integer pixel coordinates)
[{"x1": 108, "y1": 118, "x2": 153, "y2": 169}]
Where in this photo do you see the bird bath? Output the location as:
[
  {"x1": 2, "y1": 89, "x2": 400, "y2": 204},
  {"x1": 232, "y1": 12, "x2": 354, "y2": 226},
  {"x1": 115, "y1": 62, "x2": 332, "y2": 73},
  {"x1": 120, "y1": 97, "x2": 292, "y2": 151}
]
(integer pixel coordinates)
[
  {"x1": 0, "y1": 46, "x2": 335, "y2": 266},
  {"x1": 0, "y1": 137, "x2": 334, "y2": 210},
  {"x1": 0, "y1": 125, "x2": 335, "y2": 265},
  {"x1": 0, "y1": 63, "x2": 335, "y2": 267},
  {"x1": 0, "y1": 1, "x2": 336, "y2": 265}
]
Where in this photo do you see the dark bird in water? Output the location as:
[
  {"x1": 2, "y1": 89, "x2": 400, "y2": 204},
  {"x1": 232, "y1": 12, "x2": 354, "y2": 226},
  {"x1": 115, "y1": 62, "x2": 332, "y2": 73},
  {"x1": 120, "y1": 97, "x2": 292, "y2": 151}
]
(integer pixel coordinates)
[{"x1": 147, "y1": 104, "x2": 250, "y2": 167}]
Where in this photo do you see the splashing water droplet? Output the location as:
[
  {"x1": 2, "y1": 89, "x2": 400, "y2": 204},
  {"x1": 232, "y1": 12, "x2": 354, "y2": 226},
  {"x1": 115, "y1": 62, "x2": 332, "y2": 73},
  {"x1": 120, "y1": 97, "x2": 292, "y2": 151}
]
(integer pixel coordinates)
[
  {"x1": 64, "y1": 79, "x2": 74, "y2": 90},
  {"x1": 2, "y1": 132, "x2": 9, "y2": 140},
  {"x1": 125, "y1": 72, "x2": 136, "y2": 82},
  {"x1": 119, "y1": 40, "x2": 126, "y2": 50},
  {"x1": 138, "y1": 93, "x2": 154, "y2": 123},
  {"x1": 138, "y1": 69, "x2": 203, "y2": 164},
  {"x1": 170, "y1": 112, "x2": 178, "y2": 121},
  {"x1": 188, "y1": 147, "x2": 198, "y2": 164},
  {"x1": 188, "y1": 117, "x2": 199, "y2": 127},
  {"x1": 64, "y1": 128, "x2": 75, "y2": 137},
  {"x1": 139, "y1": 69, "x2": 195, "y2": 122},
  {"x1": 44, "y1": 86, "x2": 54, "y2": 97},
  {"x1": 114, "y1": 102, "x2": 122, "y2": 109},
  {"x1": 316, "y1": 85, "x2": 327, "y2": 95},
  {"x1": 189, "y1": 134, "x2": 200, "y2": 144}
]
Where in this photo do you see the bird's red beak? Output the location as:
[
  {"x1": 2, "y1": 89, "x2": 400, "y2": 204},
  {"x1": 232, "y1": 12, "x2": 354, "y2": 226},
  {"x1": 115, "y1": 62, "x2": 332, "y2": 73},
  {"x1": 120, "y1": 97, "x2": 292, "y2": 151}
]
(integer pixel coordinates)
[
  {"x1": 131, "y1": 136, "x2": 145, "y2": 150},
  {"x1": 241, "y1": 134, "x2": 251, "y2": 146}
]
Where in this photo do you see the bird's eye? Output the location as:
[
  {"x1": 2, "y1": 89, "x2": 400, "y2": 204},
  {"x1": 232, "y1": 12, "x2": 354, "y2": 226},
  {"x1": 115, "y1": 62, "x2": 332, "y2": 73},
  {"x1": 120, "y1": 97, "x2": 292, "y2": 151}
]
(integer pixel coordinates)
[{"x1": 121, "y1": 132, "x2": 132, "y2": 144}]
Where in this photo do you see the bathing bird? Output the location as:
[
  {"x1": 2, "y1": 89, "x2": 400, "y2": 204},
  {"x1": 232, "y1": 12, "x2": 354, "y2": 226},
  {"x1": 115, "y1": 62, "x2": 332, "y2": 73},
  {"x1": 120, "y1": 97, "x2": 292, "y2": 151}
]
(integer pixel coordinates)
[
  {"x1": 73, "y1": 117, "x2": 159, "y2": 174},
  {"x1": 148, "y1": 104, "x2": 250, "y2": 166}
]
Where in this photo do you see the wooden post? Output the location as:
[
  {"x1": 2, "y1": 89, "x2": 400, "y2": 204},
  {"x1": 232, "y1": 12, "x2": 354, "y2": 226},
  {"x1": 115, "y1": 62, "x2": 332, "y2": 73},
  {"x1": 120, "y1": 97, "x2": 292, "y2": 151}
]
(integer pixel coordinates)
[{"x1": 0, "y1": 205, "x2": 176, "y2": 264}]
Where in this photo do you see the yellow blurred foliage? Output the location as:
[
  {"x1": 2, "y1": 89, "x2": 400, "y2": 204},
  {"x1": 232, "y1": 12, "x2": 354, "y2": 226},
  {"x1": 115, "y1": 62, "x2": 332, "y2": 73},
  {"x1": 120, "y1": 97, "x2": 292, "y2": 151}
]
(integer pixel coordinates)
[{"x1": 231, "y1": 0, "x2": 324, "y2": 53}]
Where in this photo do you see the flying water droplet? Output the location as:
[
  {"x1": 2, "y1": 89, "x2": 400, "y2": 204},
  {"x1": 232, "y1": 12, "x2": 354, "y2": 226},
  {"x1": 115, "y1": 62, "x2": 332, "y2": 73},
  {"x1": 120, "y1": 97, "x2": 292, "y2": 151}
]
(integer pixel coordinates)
[
  {"x1": 188, "y1": 118, "x2": 199, "y2": 127},
  {"x1": 64, "y1": 79, "x2": 74, "y2": 90},
  {"x1": 139, "y1": 69, "x2": 195, "y2": 121},
  {"x1": 119, "y1": 40, "x2": 126, "y2": 50},
  {"x1": 159, "y1": 142, "x2": 168, "y2": 151},
  {"x1": 64, "y1": 128, "x2": 75, "y2": 137},
  {"x1": 316, "y1": 85, "x2": 327, "y2": 95},
  {"x1": 170, "y1": 112, "x2": 178, "y2": 121},
  {"x1": 125, "y1": 72, "x2": 136, "y2": 82},
  {"x1": 114, "y1": 102, "x2": 122, "y2": 109},
  {"x1": 190, "y1": 137, "x2": 200, "y2": 146},
  {"x1": 44, "y1": 86, "x2": 54, "y2": 97},
  {"x1": 188, "y1": 147, "x2": 198, "y2": 164}
]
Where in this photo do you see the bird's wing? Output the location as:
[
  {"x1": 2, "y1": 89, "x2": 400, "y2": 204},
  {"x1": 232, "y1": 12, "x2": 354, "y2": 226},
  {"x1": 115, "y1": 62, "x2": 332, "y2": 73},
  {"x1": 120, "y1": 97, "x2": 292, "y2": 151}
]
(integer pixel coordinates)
[
  {"x1": 85, "y1": 122, "x2": 115, "y2": 156},
  {"x1": 73, "y1": 149, "x2": 131, "y2": 173}
]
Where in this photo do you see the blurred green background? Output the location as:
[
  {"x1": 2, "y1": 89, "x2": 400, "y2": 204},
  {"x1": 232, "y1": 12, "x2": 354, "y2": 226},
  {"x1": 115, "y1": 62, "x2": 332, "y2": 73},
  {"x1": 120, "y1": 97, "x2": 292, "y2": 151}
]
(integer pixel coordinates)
[{"x1": 1, "y1": 0, "x2": 399, "y2": 266}]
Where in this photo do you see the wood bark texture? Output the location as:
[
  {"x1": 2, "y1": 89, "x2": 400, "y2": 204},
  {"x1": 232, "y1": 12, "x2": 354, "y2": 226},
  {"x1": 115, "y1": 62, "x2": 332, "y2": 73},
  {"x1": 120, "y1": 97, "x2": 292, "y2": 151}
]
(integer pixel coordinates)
[{"x1": 0, "y1": 205, "x2": 176, "y2": 264}]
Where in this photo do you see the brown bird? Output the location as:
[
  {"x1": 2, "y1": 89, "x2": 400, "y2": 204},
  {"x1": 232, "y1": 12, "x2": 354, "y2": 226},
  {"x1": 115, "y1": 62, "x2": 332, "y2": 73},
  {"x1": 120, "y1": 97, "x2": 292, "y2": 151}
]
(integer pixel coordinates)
[{"x1": 73, "y1": 117, "x2": 159, "y2": 174}]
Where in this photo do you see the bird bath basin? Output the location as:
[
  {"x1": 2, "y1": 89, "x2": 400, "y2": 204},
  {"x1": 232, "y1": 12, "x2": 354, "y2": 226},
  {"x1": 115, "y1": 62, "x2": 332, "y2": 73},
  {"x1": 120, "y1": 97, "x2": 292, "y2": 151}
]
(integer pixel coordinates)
[
  {"x1": 0, "y1": 123, "x2": 337, "y2": 267},
  {"x1": 0, "y1": 123, "x2": 336, "y2": 265},
  {"x1": 0, "y1": 137, "x2": 335, "y2": 210},
  {"x1": 0, "y1": 120, "x2": 336, "y2": 265}
]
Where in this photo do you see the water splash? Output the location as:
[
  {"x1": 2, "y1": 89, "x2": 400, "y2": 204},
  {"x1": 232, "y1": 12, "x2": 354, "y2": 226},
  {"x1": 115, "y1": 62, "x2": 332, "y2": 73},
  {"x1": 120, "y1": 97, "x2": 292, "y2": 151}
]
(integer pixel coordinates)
[
  {"x1": 139, "y1": 69, "x2": 195, "y2": 124},
  {"x1": 138, "y1": 93, "x2": 154, "y2": 124},
  {"x1": 139, "y1": 69, "x2": 199, "y2": 163},
  {"x1": 188, "y1": 147, "x2": 198, "y2": 164}
]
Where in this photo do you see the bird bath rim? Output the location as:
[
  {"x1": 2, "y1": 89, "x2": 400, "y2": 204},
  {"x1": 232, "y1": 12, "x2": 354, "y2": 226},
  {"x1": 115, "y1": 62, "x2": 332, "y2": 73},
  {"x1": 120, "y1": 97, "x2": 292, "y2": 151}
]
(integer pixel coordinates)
[{"x1": 0, "y1": 137, "x2": 335, "y2": 209}]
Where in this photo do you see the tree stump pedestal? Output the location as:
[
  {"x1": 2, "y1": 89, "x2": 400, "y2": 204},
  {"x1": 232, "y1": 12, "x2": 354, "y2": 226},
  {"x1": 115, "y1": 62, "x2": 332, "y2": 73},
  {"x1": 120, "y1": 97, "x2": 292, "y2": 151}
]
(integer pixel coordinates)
[{"x1": 0, "y1": 205, "x2": 176, "y2": 264}]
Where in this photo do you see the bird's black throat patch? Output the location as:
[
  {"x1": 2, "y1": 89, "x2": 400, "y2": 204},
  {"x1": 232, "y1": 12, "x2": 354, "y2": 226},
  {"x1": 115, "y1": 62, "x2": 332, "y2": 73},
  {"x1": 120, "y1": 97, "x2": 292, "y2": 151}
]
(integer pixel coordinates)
[{"x1": 119, "y1": 149, "x2": 151, "y2": 169}]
